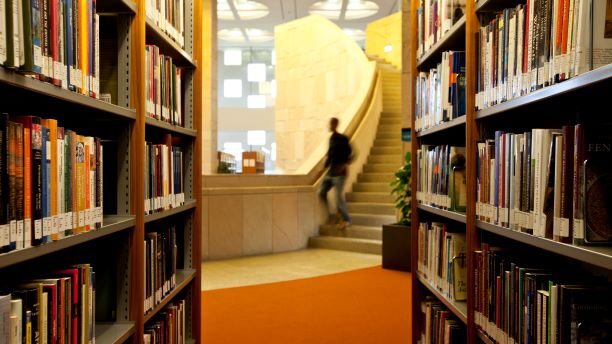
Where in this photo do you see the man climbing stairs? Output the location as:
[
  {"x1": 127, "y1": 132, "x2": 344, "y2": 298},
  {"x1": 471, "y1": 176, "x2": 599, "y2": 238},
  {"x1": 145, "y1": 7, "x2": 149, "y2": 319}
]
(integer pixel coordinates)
[{"x1": 309, "y1": 59, "x2": 403, "y2": 255}]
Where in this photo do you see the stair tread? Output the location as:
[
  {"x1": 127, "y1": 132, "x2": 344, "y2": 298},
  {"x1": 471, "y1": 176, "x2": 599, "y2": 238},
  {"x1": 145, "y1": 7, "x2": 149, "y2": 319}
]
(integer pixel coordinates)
[{"x1": 311, "y1": 236, "x2": 381, "y2": 244}]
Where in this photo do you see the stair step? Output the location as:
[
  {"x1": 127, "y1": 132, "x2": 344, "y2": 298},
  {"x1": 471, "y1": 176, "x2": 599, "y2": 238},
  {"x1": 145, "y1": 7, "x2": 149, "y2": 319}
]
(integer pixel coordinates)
[
  {"x1": 351, "y1": 213, "x2": 396, "y2": 226},
  {"x1": 371, "y1": 146, "x2": 402, "y2": 155},
  {"x1": 308, "y1": 236, "x2": 382, "y2": 255},
  {"x1": 348, "y1": 202, "x2": 395, "y2": 215},
  {"x1": 363, "y1": 164, "x2": 399, "y2": 173},
  {"x1": 368, "y1": 155, "x2": 401, "y2": 164},
  {"x1": 358, "y1": 173, "x2": 395, "y2": 183},
  {"x1": 378, "y1": 124, "x2": 402, "y2": 132},
  {"x1": 347, "y1": 192, "x2": 395, "y2": 203},
  {"x1": 379, "y1": 117, "x2": 402, "y2": 125},
  {"x1": 376, "y1": 131, "x2": 399, "y2": 139},
  {"x1": 353, "y1": 182, "x2": 393, "y2": 193},
  {"x1": 319, "y1": 224, "x2": 383, "y2": 240},
  {"x1": 374, "y1": 139, "x2": 402, "y2": 147}
]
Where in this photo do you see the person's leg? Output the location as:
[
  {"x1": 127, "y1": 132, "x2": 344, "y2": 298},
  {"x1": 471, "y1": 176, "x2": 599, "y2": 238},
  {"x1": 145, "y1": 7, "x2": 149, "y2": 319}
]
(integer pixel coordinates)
[
  {"x1": 333, "y1": 176, "x2": 351, "y2": 224},
  {"x1": 319, "y1": 176, "x2": 334, "y2": 221}
]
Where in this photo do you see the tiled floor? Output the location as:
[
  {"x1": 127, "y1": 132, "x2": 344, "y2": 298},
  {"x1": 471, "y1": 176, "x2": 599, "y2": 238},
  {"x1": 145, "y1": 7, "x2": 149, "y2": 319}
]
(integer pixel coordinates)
[{"x1": 201, "y1": 248, "x2": 381, "y2": 291}]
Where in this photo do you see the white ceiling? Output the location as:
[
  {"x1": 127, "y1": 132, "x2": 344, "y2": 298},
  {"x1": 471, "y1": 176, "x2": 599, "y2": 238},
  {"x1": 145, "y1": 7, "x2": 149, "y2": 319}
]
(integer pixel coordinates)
[{"x1": 217, "y1": 0, "x2": 401, "y2": 48}]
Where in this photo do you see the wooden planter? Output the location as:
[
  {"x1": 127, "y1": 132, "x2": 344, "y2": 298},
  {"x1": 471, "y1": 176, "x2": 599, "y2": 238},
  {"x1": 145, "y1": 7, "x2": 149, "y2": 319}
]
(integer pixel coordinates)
[{"x1": 382, "y1": 223, "x2": 412, "y2": 272}]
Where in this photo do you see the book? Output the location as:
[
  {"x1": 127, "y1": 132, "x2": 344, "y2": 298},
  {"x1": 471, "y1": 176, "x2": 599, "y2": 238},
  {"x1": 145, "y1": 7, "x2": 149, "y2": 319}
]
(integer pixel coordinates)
[
  {"x1": 144, "y1": 226, "x2": 177, "y2": 315},
  {"x1": 145, "y1": 45, "x2": 184, "y2": 126},
  {"x1": 476, "y1": 0, "x2": 612, "y2": 110}
]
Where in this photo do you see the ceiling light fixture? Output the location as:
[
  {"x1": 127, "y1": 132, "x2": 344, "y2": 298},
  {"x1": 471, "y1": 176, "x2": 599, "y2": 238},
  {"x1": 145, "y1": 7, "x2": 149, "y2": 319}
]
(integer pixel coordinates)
[
  {"x1": 217, "y1": 0, "x2": 235, "y2": 20},
  {"x1": 245, "y1": 28, "x2": 273, "y2": 42},
  {"x1": 217, "y1": 0, "x2": 269, "y2": 21},
  {"x1": 343, "y1": 28, "x2": 366, "y2": 41},
  {"x1": 309, "y1": 0, "x2": 379, "y2": 20},
  {"x1": 218, "y1": 28, "x2": 246, "y2": 42}
]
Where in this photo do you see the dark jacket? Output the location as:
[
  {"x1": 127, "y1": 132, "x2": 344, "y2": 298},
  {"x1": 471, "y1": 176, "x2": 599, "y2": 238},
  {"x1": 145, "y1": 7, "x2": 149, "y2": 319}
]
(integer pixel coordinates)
[{"x1": 325, "y1": 132, "x2": 352, "y2": 176}]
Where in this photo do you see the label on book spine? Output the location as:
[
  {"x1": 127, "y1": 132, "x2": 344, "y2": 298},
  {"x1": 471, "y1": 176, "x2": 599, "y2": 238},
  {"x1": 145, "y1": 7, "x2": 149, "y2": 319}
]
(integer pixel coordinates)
[
  {"x1": 78, "y1": 211, "x2": 85, "y2": 227},
  {"x1": 9, "y1": 221, "x2": 16, "y2": 245},
  {"x1": 558, "y1": 217, "x2": 569, "y2": 237},
  {"x1": 42, "y1": 217, "x2": 52, "y2": 236},
  {"x1": 34, "y1": 219, "x2": 42, "y2": 239},
  {"x1": 573, "y1": 219, "x2": 584, "y2": 239},
  {"x1": 51, "y1": 215, "x2": 58, "y2": 235},
  {"x1": 0, "y1": 224, "x2": 9, "y2": 246}
]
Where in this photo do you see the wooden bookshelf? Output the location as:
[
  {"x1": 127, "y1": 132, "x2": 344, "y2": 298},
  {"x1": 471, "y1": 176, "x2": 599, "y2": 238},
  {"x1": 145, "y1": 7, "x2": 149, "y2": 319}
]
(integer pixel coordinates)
[
  {"x1": 143, "y1": 269, "x2": 197, "y2": 323},
  {"x1": 476, "y1": 221, "x2": 612, "y2": 269},
  {"x1": 408, "y1": 0, "x2": 612, "y2": 341},
  {"x1": 476, "y1": 64, "x2": 612, "y2": 119},
  {"x1": 144, "y1": 199, "x2": 197, "y2": 223},
  {"x1": 145, "y1": 17, "x2": 197, "y2": 68},
  {"x1": 0, "y1": 68, "x2": 137, "y2": 120},
  {"x1": 0, "y1": 0, "x2": 205, "y2": 342},
  {"x1": 416, "y1": 115, "x2": 466, "y2": 138},
  {"x1": 95, "y1": 322, "x2": 136, "y2": 344},
  {"x1": 417, "y1": 16, "x2": 466, "y2": 69},
  {"x1": 145, "y1": 116, "x2": 198, "y2": 137},
  {"x1": 417, "y1": 204, "x2": 467, "y2": 223},
  {"x1": 0, "y1": 216, "x2": 135, "y2": 269},
  {"x1": 416, "y1": 272, "x2": 468, "y2": 324}
]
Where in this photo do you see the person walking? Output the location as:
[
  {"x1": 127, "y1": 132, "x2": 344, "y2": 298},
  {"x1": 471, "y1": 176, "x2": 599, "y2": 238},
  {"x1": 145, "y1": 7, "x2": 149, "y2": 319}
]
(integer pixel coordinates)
[{"x1": 319, "y1": 117, "x2": 353, "y2": 228}]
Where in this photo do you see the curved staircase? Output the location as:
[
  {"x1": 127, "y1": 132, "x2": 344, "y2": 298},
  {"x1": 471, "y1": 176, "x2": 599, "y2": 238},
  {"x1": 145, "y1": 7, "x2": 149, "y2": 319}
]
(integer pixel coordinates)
[{"x1": 309, "y1": 59, "x2": 403, "y2": 255}]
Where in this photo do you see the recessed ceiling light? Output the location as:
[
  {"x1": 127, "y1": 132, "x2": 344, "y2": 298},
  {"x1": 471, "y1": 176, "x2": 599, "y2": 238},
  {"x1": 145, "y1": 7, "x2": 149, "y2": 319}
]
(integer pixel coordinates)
[
  {"x1": 245, "y1": 28, "x2": 273, "y2": 42},
  {"x1": 217, "y1": 0, "x2": 269, "y2": 21},
  {"x1": 343, "y1": 28, "x2": 366, "y2": 41},
  {"x1": 235, "y1": 0, "x2": 269, "y2": 20},
  {"x1": 308, "y1": 1, "x2": 342, "y2": 20},
  {"x1": 218, "y1": 28, "x2": 246, "y2": 42},
  {"x1": 217, "y1": 0, "x2": 235, "y2": 20},
  {"x1": 309, "y1": 0, "x2": 379, "y2": 20},
  {"x1": 345, "y1": 1, "x2": 379, "y2": 20}
]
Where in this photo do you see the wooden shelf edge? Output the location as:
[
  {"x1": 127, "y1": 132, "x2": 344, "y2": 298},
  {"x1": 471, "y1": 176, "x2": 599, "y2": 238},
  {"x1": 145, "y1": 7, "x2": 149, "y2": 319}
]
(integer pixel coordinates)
[
  {"x1": 416, "y1": 272, "x2": 468, "y2": 324},
  {"x1": 417, "y1": 204, "x2": 467, "y2": 223},
  {"x1": 144, "y1": 269, "x2": 196, "y2": 323},
  {"x1": 144, "y1": 200, "x2": 196, "y2": 224},
  {"x1": 476, "y1": 64, "x2": 612, "y2": 119},
  {"x1": 145, "y1": 18, "x2": 196, "y2": 68},
  {"x1": 0, "y1": 68, "x2": 137, "y2": 120},
  {"x1": 0, "y1": 215, "x2": 135, "y2": 269},
  {"x1": 145, "y1": 117, "x2": 197, "y2": 137},
  {"x1": 476, "y1": 220, "x2": 612, "y2": 269},
  {"x1": 477, "y1": 329, "x2": 495, "y2": 344},
  {"x1": 417, "y1": 16, "x2": 466, "y2": 68},
  {"x1": 416, "y1": 116, "x2": 467, "y2": 138},
  {"x1": 95, "y1": 322, "x2": 136, "y2": 344}
]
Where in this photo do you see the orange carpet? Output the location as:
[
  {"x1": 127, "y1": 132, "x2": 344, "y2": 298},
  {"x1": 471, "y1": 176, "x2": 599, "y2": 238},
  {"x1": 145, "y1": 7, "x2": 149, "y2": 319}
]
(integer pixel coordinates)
[{"x1": 202, "y1": 267, "x2": 412, "y2": 344}]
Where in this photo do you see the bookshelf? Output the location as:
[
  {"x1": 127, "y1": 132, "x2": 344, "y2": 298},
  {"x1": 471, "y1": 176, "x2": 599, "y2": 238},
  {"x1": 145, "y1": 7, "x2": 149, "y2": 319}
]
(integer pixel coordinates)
[
  {"x1": 0, "y1": 0, "x2": 204, "y2": 342},
  {"x1": 409, "y1": 0, "x2": 612, "y2": 342}
]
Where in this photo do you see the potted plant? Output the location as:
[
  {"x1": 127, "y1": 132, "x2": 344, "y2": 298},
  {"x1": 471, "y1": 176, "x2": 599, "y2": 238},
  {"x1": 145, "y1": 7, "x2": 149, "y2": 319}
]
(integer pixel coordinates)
[{"x1": 382, "y1": 152, "x2": 412, "y2": 272}]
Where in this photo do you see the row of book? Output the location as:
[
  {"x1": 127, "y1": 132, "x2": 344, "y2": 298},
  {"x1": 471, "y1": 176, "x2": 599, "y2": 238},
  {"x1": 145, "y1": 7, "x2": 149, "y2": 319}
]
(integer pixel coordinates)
[
  {"x1": 0, "y1": 0, "x2": 100, "y2": 98},
  {"x1": 0, "y1": 263, "x2": 95, "y2": 344},
  {"x1": 146, "y1": 0, "x2": 185, "y2": 48},
  {"x1": 145, "y1": 137, "x2": 185, "y2": 215},
  {"x1": 475, "y1": 0, "x2": 612, "y2": 110},
  {"x1": 0, "y1": 115, "x2": 103, "y2": 253},
  {"x1": 145, "y1": 45, "x2": 184, "y2": 127},
  {"x1": 416, "y1": 144, "x2": 467, "y2": 212},
  {"x1": 144, "y1": 299, "x2": 187, "y2": 344},
  {"x1": 416, "y1": 0, "x2": 466, "y2": 58},
  {"x1": 144, "y1": 225, "x2": 177, "y2": 315},
  {"x1": 421, "y1": 298, "x2": 467, "y2": 344},
  {"x1": 474, "y1": 243, "x2": 612, "y2": 344},
  {"x1": 415, "y1": 51, "x2": 466, "y2": 132},
  {"x1": 418, "y1": 222, "x2": 467, "y2": 303},
  {"x1": 476, "y1": 123, "x2": 612, "y2": 245}
]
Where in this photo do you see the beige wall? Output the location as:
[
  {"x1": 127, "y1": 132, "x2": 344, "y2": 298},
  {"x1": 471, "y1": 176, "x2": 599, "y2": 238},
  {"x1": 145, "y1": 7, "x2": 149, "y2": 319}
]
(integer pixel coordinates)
[
  {"x1": 201, "y1": 0, "x2": 218, "y2": 174},
  {"x1": 274, "y1": 15, "x2": 376, "y2": 174},
  {"x1": 365, "y1": 12, "x2": 402, "y2": 68}
]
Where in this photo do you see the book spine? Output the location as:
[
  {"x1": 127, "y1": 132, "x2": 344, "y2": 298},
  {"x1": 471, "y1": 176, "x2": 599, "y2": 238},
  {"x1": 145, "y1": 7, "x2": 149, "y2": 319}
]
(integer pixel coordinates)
[{"x1": 558, "y1": 126, "x2": 573, "y2": 243}]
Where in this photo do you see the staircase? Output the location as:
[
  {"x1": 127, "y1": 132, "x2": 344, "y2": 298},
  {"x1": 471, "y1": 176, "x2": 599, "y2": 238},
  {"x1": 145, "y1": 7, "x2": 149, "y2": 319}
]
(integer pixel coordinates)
[{"x1": 309, "y1": 59, "x2": 403, "y2": 255}]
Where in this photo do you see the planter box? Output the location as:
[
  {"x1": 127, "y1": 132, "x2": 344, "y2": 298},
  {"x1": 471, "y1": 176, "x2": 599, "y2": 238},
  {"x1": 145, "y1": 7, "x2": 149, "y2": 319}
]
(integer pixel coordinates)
[{"x1": 382, "y1": 223, "x2": 411, "y2": 272}]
